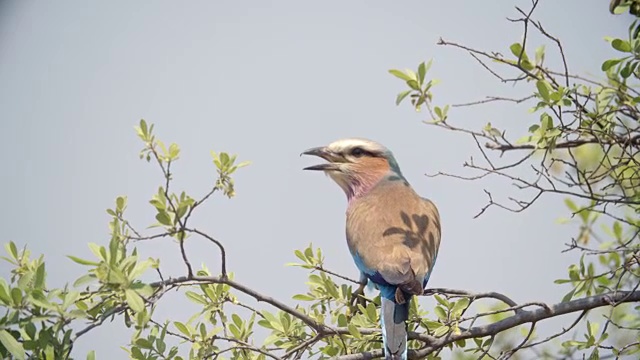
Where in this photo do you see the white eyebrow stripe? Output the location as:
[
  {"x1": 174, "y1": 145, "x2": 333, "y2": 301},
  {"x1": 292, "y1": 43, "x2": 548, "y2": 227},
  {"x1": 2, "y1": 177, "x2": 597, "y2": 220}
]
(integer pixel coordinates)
[{"x1": 326, "y1": 138, "x2": 389, "y2": 155}]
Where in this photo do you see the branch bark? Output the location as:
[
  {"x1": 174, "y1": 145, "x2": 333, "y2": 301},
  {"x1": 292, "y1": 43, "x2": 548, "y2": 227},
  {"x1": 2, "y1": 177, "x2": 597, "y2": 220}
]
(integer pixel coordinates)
[
  {"x1": 148, "y1": 274, "x2": 639, "y2": 360},
  {"x1": 485, "y1": 134, "x2": 640, "y2": 151},
  {"x1": 333, "y1": 291, "x2": 640, "y2": 360}
]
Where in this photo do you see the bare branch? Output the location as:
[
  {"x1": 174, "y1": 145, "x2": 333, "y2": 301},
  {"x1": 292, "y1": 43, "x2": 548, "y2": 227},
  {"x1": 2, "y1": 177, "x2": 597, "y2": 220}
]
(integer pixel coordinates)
[{"x1": 485, "y1": 134, "x2": 640, "y2": 151}]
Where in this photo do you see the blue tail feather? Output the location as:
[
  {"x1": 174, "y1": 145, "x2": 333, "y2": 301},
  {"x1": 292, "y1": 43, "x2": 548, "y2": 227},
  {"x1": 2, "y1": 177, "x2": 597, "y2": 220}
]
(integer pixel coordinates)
[
  {"x1": 351, "y1": 252, "x2": 412, "y2": 359},
  {"x1": 379, "y1": 285, "x2": 409, "y2": 360}
]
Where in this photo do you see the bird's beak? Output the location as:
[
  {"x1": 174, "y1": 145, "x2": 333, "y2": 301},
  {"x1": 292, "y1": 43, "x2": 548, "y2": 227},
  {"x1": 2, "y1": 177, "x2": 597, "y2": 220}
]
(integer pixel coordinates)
[{"x1": 301, "y1": 146, "x2": 342, "y2": 171}]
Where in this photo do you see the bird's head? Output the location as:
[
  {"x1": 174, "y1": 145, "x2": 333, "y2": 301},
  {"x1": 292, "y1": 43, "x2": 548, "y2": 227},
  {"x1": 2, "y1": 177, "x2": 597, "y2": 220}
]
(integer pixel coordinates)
[{"x1": 301, "y1": 138, "x2": 404, "y2": 200}]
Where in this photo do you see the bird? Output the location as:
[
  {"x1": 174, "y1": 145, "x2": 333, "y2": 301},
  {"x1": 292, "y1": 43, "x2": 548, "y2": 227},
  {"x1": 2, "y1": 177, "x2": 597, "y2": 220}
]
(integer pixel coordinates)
[{"x1": 301, "y1": 137, "x2": 441, "y2": 360}]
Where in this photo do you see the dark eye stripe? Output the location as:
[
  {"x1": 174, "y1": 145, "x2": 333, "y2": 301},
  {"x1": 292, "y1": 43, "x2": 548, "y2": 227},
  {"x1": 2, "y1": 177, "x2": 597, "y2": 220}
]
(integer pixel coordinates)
[{"x1": 349, "y1": 147, "x2": 377, "y2": 157}]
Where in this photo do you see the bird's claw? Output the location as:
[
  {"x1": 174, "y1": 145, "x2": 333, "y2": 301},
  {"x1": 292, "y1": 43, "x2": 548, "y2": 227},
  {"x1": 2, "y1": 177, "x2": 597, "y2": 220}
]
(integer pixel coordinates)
[{"x1": 349, "y1": 283, "x2": 368, "y2": 315}]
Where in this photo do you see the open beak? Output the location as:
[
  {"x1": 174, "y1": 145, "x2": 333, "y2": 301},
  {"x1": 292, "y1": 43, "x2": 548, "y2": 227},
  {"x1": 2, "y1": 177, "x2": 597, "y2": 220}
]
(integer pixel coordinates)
[{"x1": 301, "y1": 146, "x2": 342, "y2": 171}]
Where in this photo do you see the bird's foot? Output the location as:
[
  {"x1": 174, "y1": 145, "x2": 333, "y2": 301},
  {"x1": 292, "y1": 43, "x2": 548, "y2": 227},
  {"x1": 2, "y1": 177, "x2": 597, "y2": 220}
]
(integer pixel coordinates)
[
  {"x1": 349, "y1": 283, "x2": 367, "y2": 314},
  {"x1": 394, "y1": 287, "x2": 406, "y2": 304}
]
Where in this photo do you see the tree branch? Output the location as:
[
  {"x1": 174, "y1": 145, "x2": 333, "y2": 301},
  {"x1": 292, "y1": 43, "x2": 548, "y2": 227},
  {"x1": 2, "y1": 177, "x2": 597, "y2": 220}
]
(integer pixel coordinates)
[
  {"x1": 333, "y1": 291, "x2": 640, "y2": 360},
  {"x1": 485, "y1": 134, "x2": 640, "y2": 151},
  {"x1": 148, "y1": 272, "x2": 639, "y2": 360},
  {"x1": 150, "y1": 275, "x2": 332, "y2": 334}
]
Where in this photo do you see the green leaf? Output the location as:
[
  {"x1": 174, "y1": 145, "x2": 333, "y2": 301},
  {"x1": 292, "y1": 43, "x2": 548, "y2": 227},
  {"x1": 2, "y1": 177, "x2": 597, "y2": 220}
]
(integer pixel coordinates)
[
  {"x1": 174, "y1": 322, "x2": 191, "y2": 338},
  {"x1": 434, "y1": 294, "x2": 449, "y2": 307},
  {"x1": 621, "y1": 61, "x2": 637, "y2": 78},
  {"x1": 0, "y1": 282, "x2": 10, "y2": 305},
  {"x1": 62, "y1": 290, "x2": 80, "y2": 309},
  {"x1": 11, "y1": 288, "x2": 22, "y2": 305},
  {"x1": 149, "y1": 202, "x2": 165, "y2": 216},
  {"x1": 536, "y1": 80, "x2": 551, "y2": 101},
  {"x1": 334, "y1": 313, "x2": 346, "y2": 328},
  {"x1": 5, "y1": 242, "x2": 18, "y2": 260},
  {"x1": 17, "y1": 271, "x2": 33, "y2": 291},
  {"x1": 423, "y1": 59, "x2": 433, "y2": 75},
  {"x1": 602, "y1": 58, "x2": 623, "y2": 71},
  {"x1": 0, "y1": 330, "x2": 25, "y2": 360},
  {"x1": 168, "y1": 143, "x2": 180, "y2": 160},
  {"x1": 34, "y1": 263, "x2": 46, "y2": 289},
  {"x1": 347, "y1": 323, "x2": 361, "y2": 339},
  {"x1": 185, "y1": 291, "x2": 208, "y2": 305},
  {"x1": 139, "y1": 119, "x2": 148, "y2": 137},
  {"x1": 434, "y1": 106, "x2": 443, "y2": 119},
  {"x1": 131, "y1": 346, "x2": 144, "y2": 359},
  {"x1": 388, "y1": 69, "x2": 413, "y2": 81},
  {"x1": 564, "y1": 198, "x2": 578, "y2": 212},
  {"x1": 451, "y1": 297, "x2": 470, "y2": 316},
  {"x1": 509, "y1": 42, "x2": 528, "y2": 61},
  {"x1": 125, "y1": 289, "x2": 145, "y2": 313},
  {"x1": 365, "y1": 302, "x2": 377, "y2": 322},
  {"x1": 86, "y1": 350, "x2": 96, "y2": 360},
  {"x1": 116, "y1": 196, "x2": 126, "y2": 211},
  {"x1": 612, "y1": 38, "x2": 632, "y2": 52},
  {"x1": 67, "y1": 255, "x2": 100, "y2": 266},
  {"x1": 404, "y1": 69, "x2": 417, "y2": 81},
  {"x1": 155, "y1": 211, "x2": 172, "y2": 226},
  {"x1": 156, "y1": 339, "x2": 166, "y2": 353},
  {"x1": 562, "y1": 288, "x2": 576, "y2": 302},
  {"x1": 407, "y1": 80, "x2": 420, "y2": 90},
  {"x1": 395, "y1": 90, "x2": 412, "y2": 106},
  {"x1": 418, "y1": 62, "x2": 426, "y2": 84},
  {"x1": 303, "y1": 245, "x2": 314, "y2": 260},
  {"x1": 569, "y1": 264, "x2": 580, "y2": 281},
  {"x1": 521, "y1": 59, "x2": 535, "y2": 71},
  {"x1": 236, "y1": 160, "x2": 251, "y2": 169},
  {"x1": 588, "y1": 320, "x2": 599, "y2": 337},
  {"x1": 260, "y1": 310, "x2": 283, "y2": 332},
  {"x1": 549, "y1": 91, "x2": 562, "y2": 102},
  {"x1": 535, "y1": 45, "x2": 545, "y2": 64},
  {"x1": 232, "y1": 313, "x2": 243, "y2": 328},
  {"x1": 74, "y1": 274, "x2": 96, "y2": 287},
  {"x1": 613, "y1": 221, "x2": 622, "y2": 240},
  {"x1": 433, "y1": 324, "x2": 449, "y2": 337},
  {"x1": 220, "y1": 152, "x2": 230, "y2": 166},
  {"x1": 434, "y1": 306, "x2": 447, "y2": 320},
  {"x1": 88, "y1": 243, "x2": 106, "y2": 261},
  {"x1": 135, "y1": 338, "x2": 153, "y2": 349},
  {"x1": 293, "y1": 249, "x2": 307, "y2": 263}
]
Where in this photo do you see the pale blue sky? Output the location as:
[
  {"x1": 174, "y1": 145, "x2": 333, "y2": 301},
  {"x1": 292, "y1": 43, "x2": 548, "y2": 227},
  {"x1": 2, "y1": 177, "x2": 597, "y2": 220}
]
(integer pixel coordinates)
[{"x1": 0, "y1": 0, "x2": 630, "y2": 358}]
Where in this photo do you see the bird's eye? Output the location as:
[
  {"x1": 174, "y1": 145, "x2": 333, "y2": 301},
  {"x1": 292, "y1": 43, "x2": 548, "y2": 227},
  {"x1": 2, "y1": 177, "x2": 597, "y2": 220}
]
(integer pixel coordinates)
[{"x1": 351, "y1": 147, "x2": 366, "y2": 157}]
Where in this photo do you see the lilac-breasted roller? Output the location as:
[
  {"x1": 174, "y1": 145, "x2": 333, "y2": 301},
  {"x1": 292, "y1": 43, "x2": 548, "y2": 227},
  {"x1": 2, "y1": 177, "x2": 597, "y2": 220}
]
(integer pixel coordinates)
[{"x1": 302, "y1": 138, "x2": 441, "y2": 360}]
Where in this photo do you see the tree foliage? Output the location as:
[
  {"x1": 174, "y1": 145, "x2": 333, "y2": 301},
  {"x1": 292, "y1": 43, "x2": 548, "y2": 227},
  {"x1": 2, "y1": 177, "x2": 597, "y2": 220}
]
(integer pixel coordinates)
[{"x1": 1, "y1": 1, "x2": 640, "y2": 360}]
